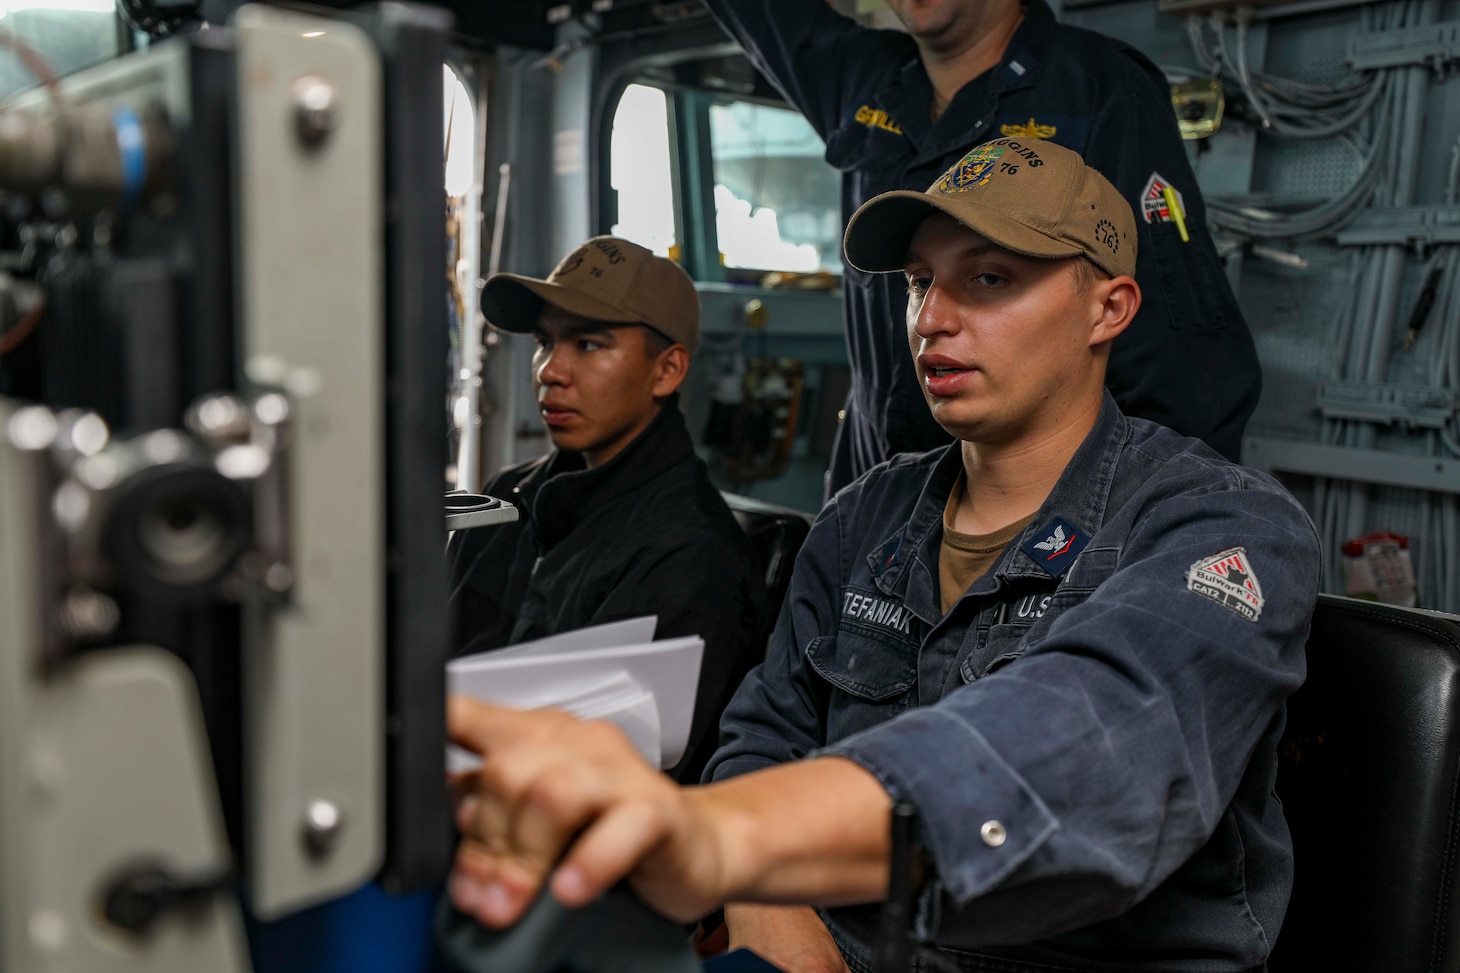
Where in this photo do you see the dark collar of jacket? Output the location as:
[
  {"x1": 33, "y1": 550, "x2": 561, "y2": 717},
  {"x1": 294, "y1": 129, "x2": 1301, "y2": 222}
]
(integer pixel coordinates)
[
  {"x1": 870, "y1": 390, "x2": 1129, "y2": 621},
  {"x1": 510, "y1": 394, "x2": 696, "y2": 552},
  {"x1": 876, "y1": 0, "x2": 1056, "y2": 164}
]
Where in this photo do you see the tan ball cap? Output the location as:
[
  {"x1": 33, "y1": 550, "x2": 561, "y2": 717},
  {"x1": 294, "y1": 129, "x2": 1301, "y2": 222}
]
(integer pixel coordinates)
[
  {"x1": 481, "y1": 236, "x2": 701, "y2": 354},
  {"x1": 843, "y1": 137, "x2": 1136, "y2": 280}
]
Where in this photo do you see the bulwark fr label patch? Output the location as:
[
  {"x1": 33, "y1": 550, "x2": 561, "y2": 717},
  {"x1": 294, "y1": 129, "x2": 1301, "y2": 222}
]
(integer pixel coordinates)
[
  {"x1": 1141, "y1": 172, "x2": 1185, "y2": 224},
  {"x1": 1186, "y1": 547, "x2": 1264, "y2": 622}
]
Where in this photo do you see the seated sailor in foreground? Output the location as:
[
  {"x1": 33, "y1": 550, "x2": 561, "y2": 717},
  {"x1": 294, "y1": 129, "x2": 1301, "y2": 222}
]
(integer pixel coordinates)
[
  {"x1": 446, "y1": 235, "x2": 765, "y2": 784},
  {"x1": 445, "y1": 142, "x2": 1319, "y2": 973}
]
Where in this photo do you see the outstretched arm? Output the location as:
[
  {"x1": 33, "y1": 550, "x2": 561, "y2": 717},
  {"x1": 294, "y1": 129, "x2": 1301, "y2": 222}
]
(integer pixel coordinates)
[{"x1": 446, "y1": 697, "x2": 892, "y2": 929}]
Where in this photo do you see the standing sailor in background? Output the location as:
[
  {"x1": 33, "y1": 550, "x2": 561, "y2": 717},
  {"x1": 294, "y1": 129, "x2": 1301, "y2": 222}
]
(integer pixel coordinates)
[
  {"x1": 701, "y1": 0, "x2": 1261, "y2": 491},
  {"x1": 446, "y1": 236, "x2": 766, "y2": 785}
]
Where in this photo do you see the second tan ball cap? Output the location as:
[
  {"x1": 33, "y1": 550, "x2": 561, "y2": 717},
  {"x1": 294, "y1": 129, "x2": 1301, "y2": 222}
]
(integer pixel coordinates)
[
  {"x1": 481, "y1": 236, "x2": 701, "y2": 355},
  {"x1": 843, "y1": 137, "x2": 1137, "y2": 280}
]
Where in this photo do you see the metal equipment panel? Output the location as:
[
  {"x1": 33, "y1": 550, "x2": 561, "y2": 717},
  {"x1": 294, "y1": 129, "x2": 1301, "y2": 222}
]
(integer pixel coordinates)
[
  {"x1": 0, "y1": 404, "x2": 248, "y2": 973},
  {"x1": 233, "y1": 6, "x2": 386, "y2": 917}
]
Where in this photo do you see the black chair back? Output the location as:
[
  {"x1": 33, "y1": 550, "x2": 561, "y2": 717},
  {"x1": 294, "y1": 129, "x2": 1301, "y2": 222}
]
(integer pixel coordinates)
[
  {"x1": 720, "y1": 492, "x2": 814, "y2": 640},
  {"x1": 1271, "y1": 594, "x2": 1460, "y2": 971}
]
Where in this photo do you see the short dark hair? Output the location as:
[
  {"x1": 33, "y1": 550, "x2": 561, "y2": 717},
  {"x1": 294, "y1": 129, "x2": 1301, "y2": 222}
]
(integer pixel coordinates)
[
  {"x1": 640, "y1": 324, "x2": 675, "y2": 358},
  {"x1": 1072, "y1": 255, "x2": 1112, "y2": 290}
]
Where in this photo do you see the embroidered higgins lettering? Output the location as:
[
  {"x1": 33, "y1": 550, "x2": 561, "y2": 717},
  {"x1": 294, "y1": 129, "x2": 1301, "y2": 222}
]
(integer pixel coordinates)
[
  {"x1": 591, "y1": 238, "x2": 627, "y2": 263},
  {"x1": 991, "y1": 138, "x2": 1044, "y2": 166}
]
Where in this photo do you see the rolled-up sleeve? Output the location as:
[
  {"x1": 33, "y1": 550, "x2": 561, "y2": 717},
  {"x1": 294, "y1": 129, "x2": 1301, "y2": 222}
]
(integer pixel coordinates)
[{"x1": 823, "y1": 469, "x2": 1318, "y2": 944}]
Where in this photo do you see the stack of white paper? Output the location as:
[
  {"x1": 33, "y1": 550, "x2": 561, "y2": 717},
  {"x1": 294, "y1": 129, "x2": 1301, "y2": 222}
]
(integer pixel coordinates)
[{"x1": 446, "y1": 616, "x2": 704, "y2": 772}]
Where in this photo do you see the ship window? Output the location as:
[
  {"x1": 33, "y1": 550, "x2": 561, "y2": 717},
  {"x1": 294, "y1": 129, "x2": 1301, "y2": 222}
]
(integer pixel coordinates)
[
  {"x1": 0, "y1": 0, "x2": 123, "y2": 100},
  {"x1": 609, "y1": 82, "x2": 678, "y2": 258},
  {"x1": 605, "y1": 77, "x2": 840, "y2": 281},
  {"x1": 708, "y1": 99, "x2": 840, "y2": 275}
]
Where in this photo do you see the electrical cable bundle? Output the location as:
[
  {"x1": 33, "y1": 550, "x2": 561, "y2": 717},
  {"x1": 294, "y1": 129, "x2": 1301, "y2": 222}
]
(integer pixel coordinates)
[
  {"x1": 1248, "y1": 0, "x2": 1460, "y2": 612},
  {"x1": 1186, "y1": 3, "x2": 1414, "y2": 241},
  {"x1": 1185, "y1": 0, "x2": 1458, "y2": 609},
  {"x1": 1202, "y1": 130, "x2": 1381, "y2": 240},
  {"x1": 1186, "y1": 13, "x2": 1382, "y2": 140}
]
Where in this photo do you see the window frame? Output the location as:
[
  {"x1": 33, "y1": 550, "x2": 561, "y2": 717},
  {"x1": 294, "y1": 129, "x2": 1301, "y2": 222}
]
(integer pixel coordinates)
[{"x1": 600, "y1": 72, "x2": 842, "y2": 284}]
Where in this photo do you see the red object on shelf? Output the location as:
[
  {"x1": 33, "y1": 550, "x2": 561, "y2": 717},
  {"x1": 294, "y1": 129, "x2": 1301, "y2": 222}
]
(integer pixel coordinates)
[{"x1": 1342, "y1": 531, "x2": 1409, "y2": 557}]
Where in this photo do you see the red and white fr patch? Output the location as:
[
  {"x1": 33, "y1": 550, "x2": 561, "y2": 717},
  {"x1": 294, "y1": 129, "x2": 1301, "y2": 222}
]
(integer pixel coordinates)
[
  {"x1": 1142, "y1": 172, "x2": 1185, "y2": 224},
  {"x1": 1185, "y1": 547, "x2": 1264, "y2": 622}
]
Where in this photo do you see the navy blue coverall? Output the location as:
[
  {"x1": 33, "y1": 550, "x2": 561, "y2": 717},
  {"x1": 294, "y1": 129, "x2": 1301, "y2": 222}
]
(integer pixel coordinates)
[
  {"x1": 702, "y1": 0, "x2": 1261, "y2": 490},
  {"x1": 706, "y1": 394, "x2": 1319, "y2": 972}
]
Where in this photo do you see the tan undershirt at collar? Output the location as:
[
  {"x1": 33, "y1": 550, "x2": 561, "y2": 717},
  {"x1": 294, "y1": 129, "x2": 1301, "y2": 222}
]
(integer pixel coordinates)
[{"x1": 939, "y1": 472, "x2": 1035, "y2": 614}]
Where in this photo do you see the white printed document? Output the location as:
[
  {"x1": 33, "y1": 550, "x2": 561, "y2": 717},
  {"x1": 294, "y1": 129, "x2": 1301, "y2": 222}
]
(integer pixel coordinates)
[{"x1": 446, "y1": 616, "x2": 703, "y2": 772}]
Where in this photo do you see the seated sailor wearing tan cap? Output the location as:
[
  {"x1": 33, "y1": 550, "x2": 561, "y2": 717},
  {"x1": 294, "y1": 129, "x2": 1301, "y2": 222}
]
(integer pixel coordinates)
[
  {"x1": 443, "y1": 144, "x2": 1319, "y2": 973},
  {"x1": 446, "y1": 236, "x2": 765, "y2": 785}
]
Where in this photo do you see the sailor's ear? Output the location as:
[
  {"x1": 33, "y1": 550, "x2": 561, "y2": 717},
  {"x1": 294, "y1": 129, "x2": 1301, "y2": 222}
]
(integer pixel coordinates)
[
  {"x1": 650, "y1": 344, "x2": 689, "y2": 398},
  {"x1": 1088, "y1": 275, "x2": 1140, "y2": 348}
]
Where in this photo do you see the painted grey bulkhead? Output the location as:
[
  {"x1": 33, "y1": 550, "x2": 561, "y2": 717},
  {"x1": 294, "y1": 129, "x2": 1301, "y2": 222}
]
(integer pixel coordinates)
[{"x1": 485, "y1": 0, "x2": 1460, "y2": 613}]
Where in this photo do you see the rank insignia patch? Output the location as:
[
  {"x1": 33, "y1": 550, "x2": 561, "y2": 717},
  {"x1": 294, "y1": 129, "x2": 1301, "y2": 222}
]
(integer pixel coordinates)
[
  {"x1": 1186, "y1": 547, "x2": 1264, "y2": 622},
  {"x1": 1141, "y1": 172, "x2": 1186, "y2": 224},
  {"x1": 868, "y1": 531, "x2": 905, "y2": 578},
  {"x1": 994, "y1": 113, "x2": 1090, "y2": 152},
  {"x1": 999, "y1": 117, "x2": 1057, "y2": 139},
  {"x1": 1020, "y1": 516, "x2": 1089, "y2": 578},
  {"x1": 939, "y1": 145, "x2": 1004, "y2": 194}
]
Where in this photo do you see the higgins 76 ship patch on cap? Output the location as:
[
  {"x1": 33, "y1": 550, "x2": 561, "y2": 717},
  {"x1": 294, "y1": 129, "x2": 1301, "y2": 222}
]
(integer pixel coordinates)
[{"x1": 939, "y1": 142, "x2": 1008, "y2": 193}]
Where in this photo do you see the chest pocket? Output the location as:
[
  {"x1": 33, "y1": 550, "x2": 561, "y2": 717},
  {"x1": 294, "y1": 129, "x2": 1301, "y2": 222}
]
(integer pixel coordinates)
[
  {"x1": 959, "y1": 620, "x2": 1033, "y2": 683},
  {"x1": 807, "y1": 632, "x2": 917, "y2": 744},
  {"x1": 959, "y1": 548, "x2": 1120, "y2": 684}
]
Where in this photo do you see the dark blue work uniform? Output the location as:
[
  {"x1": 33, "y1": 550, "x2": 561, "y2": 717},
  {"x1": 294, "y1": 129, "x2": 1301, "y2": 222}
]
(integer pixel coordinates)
[
  {"x1": 705, "y1": 393, "x2": 1319, "y2": 972},
  {"x1": 702, "y1": 0, "x2": 1261, "y2": 490}
]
